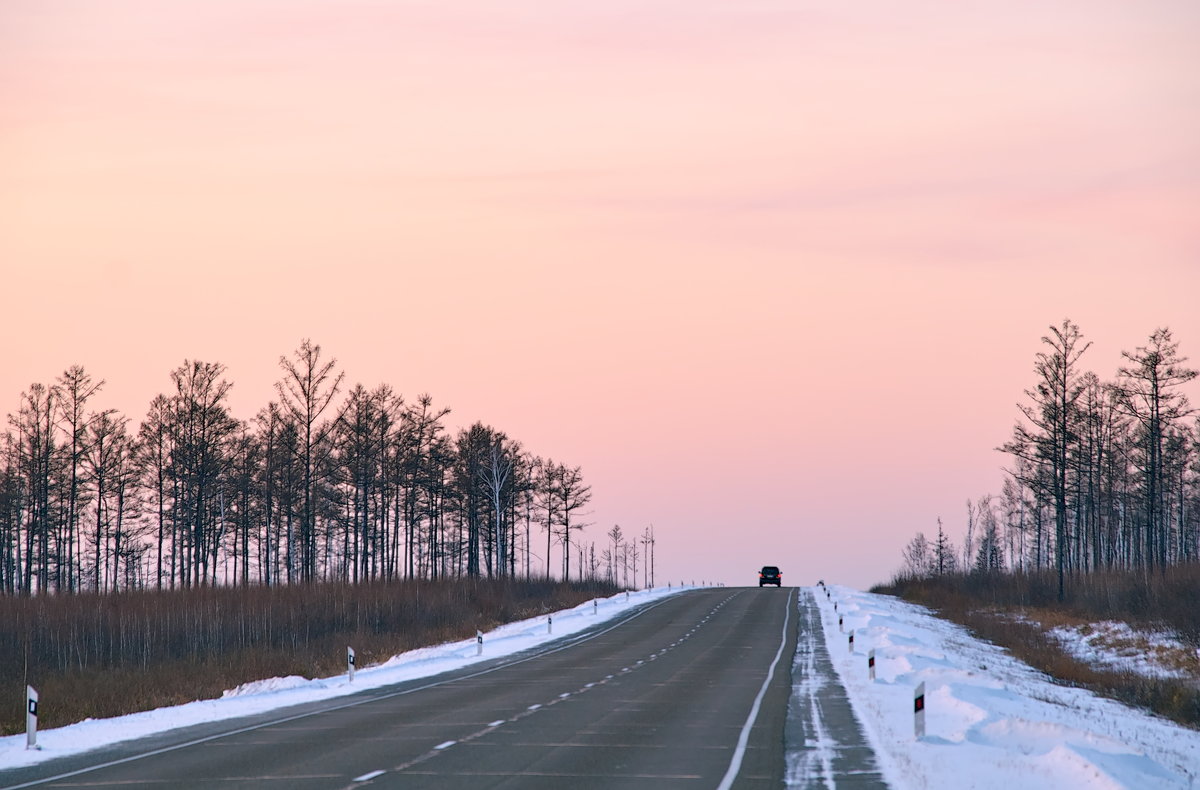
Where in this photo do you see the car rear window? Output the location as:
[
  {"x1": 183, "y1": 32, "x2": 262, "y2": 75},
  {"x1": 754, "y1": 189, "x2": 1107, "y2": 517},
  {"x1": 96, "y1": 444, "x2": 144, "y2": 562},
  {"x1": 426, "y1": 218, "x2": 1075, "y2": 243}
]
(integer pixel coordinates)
[{"x1": 762, "y1": 566, "x2": 779, "y2": 574}]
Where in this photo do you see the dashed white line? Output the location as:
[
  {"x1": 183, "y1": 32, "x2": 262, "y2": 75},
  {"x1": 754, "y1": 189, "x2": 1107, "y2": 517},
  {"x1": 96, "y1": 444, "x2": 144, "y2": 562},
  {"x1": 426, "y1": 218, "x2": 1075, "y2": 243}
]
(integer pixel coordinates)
[
  {"x1": 352, "y1": 770, "x2": 385, "y2": 782},
  {"x1": 488, "y1": 720, "x2": 505, "y2": 727},
  {"x1": 434, "y1": 740, "x2": 457, "y2": 750},
  {"x1": 528, "y1": 704, "x2": 542, "y2": 711}
]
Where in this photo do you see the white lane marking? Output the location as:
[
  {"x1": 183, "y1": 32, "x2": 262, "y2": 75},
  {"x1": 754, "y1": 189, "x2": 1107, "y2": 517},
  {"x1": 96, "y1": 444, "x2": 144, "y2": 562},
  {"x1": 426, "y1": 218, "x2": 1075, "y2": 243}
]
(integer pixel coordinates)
[
  {"x1": 528, "y1": 704, "x2": 542, "y2": 711},
  {"x1": 352, "y1": 770, "x2": 385, "y2": 782},
  {"x1": 434, "y1": 740, "x2": 456, "y2": 750},
  {"x1": 716, "y1": 587, "x2": 794, "y2": 790},
  {"x1": 0, "y1": 595, "x2": 685, "y2": 790},
  {"x1": 488, "y1": 720, "x2": 505, "y2": 727}
]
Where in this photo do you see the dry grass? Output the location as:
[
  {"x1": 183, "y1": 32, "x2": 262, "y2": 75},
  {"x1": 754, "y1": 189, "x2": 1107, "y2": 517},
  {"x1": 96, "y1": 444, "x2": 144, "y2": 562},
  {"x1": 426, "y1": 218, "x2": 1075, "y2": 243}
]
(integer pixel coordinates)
[
  {"x1": 873, "y1": 566, "x2": 1200, "y2": 728},
  {"x1": 0, "y1": 577, "x2": 618, "y2": 735}
]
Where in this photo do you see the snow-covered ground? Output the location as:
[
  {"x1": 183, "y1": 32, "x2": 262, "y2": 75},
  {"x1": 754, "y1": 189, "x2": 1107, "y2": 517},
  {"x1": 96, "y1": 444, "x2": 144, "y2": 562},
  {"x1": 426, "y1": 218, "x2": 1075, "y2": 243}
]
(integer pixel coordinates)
[
  {"x1": 1050, "y1": 620, "x2": 1200, "y2": 680},
  {"x1": 9, "y1": 582, "x2": 1199, "y2": 788},
  {"x1": 819, "y1": 584, "x2": 1200, "y2": 789},
  {"x1": 0, "y1": 585, "x2": 692, "y2": 770}
]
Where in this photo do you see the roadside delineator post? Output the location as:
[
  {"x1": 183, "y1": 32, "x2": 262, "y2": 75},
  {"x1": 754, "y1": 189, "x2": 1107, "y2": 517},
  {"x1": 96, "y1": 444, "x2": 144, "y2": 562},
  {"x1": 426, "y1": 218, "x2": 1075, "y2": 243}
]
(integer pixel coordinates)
[
  {"x1": 476, "y1": 630, "x2": 483, "y2": 656},
  {"x1": 347, "y1": 646, "x2": 356, "y2": 683},
  {"x1": 548, "y1": 615, "x2": 553, "y2": 635},
  {"x1": 838, "y1": 614, "x2": 844, "y2": 632},
  {"x1": 26, "y1": 686, "x2": 38, "y2": 750},
  {"x1": 868, "y1": 649, "x2": 876, "y2": 681},
  {"x1": 593, "y1": 599, "x2": 598, "y2": 615},
  {"x1": 914, "y1": 682, "x2": 926, "y2": 739},
  {"x1": 848, "y1": 631, "x2": 855, "y2": 653}
]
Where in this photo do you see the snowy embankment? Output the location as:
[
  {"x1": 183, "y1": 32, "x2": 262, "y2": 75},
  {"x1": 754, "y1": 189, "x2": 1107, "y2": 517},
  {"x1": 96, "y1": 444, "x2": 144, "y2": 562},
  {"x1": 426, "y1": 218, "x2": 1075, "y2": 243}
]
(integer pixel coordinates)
[
  {"x1": 0, "y1": 585, "x2": 691, "y2": 770},
  {"x1": 818, "y1": 585, "x2": 1200, "y2": 790}
]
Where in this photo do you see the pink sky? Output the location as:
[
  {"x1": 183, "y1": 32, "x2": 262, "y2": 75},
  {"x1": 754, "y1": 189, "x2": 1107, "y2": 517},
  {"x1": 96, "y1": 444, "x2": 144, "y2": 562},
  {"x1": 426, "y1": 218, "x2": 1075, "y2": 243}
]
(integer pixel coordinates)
[{"x1": 3, "y1": 1, "x2": 1199, "y2": 589}]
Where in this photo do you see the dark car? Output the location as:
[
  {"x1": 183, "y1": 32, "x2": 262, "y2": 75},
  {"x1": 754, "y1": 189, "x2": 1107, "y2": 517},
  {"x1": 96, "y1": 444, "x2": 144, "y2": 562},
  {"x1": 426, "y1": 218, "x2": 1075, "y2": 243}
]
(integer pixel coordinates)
[{"x1": 759, "y1": 566, "x2": 782, "y2": 587}]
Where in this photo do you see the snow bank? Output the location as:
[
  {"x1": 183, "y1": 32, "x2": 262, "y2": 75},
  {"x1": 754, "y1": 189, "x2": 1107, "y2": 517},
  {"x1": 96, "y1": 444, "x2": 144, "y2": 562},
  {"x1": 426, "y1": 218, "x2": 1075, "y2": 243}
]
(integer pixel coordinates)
[
  {"x1": 0, "y1": 585, "x2": 693, "y2": 770},
  {"x1": 816, "y1": 585, "x2": 1200, "y2": 790}
]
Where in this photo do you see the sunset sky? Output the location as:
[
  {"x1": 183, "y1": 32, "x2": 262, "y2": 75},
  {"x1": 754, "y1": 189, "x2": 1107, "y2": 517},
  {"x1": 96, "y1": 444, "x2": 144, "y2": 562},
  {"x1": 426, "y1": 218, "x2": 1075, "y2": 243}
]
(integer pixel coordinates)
[{"x1": 3, "y1": 1, "x2": 1198, "y2": 589}]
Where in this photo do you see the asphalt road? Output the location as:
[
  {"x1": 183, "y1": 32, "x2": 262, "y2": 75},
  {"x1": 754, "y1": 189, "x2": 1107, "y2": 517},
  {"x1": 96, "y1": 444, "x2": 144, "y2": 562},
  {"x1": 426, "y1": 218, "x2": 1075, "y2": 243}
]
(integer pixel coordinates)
[{"x1": 1, "y1": 587, "x2": 798, "y2": 790}]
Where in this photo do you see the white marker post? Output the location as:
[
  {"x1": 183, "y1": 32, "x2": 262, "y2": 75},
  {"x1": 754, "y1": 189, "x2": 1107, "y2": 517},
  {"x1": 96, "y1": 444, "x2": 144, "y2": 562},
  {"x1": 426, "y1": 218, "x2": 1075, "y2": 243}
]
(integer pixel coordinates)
[
  {"x1": 848, "y1": 631, "x2": 855, "y2": 653},
  {"x1": 547, "y1": 616, "x2": 553, "y2": 635},
  {"x1": 868, "y1": 649, "x2": 876, "y2": 681},
  {"x1": 838, "y1": 614, "x2": 844, "y2": 633},
  {"x1": 593, "y1": 599, "x2": 598, "y2": 615},
  {"x1": 347, "y1": 646, "x2": 356, "y2": 683},
  {"x1": 914, "y1": 682, "x2": 926, "y2": 739},
  {"x1": 26, "y1": 686, "x2": 38, "y2": 750},
  {"x1": 477, "y1": 630, "x2": 483, "y2": 656}
]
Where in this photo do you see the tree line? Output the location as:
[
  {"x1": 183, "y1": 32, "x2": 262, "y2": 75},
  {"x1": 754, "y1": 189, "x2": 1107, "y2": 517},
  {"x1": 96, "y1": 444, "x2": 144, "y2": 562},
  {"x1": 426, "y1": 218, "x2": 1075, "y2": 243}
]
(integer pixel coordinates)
[
  {"x1": 0, "y1": 340, "x2": 605, "y2": 595},
  {"x1": 900, "y1": 321, "x2": 1199, "y2": 599}
]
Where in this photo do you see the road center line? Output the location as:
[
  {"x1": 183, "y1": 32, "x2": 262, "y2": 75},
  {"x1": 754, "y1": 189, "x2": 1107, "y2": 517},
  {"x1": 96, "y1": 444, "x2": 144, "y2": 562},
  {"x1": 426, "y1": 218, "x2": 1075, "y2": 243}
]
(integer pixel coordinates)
[{"x1": 0, "y1": 595, "x2": 682, "y2": 790}]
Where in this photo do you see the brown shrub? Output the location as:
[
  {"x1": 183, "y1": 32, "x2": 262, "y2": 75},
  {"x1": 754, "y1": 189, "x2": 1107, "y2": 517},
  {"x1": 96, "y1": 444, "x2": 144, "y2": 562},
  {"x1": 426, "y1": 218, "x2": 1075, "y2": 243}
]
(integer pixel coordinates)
[
  {"x1": 873, "y1": 566, "x2": 1200, "y2": 728},
  {"x1": 0, "y1": 577, "x2": 617, "y2": 735}
]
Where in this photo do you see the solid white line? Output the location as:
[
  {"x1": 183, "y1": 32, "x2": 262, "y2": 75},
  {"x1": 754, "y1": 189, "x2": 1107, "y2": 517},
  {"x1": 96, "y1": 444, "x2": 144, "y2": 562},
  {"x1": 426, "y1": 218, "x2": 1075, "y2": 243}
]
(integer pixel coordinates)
[
  {"x1": 715, "y1": 587, "x2": 794, "y2": 790},
  {"x1": 352, "y1": 769, "x2": 385, "y2": 782}
]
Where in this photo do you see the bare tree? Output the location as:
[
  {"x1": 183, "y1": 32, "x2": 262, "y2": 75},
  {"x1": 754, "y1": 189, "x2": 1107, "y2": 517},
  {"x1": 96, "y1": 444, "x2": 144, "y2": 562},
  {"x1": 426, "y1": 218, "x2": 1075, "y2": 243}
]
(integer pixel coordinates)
[
  {"x1": 1001, "y1": 319, "x2": 1091, "y2": 600},
  {"x1": 1113, "y1": 328, "x2": 1197, "y2": 573},
  {"x1": 607, "y1": 524, "x2": 622, "y2": 584},
  {"x1": 533, "y1": 458, "x2": 561, "y2": 579},
  {"x1": 138, "y1": 394, "x2": 174, "y2": 589},
  {"x1": 902, "y1": 532, "x2": 931, "y2": 578},
  {"x1": 641, "y1": 526, "x2": 653, "y2": 588},
  {"x1": 557, "y1": 465, "x2": 591, "y2": 581},
  {"x1": 276, "y1": 339, "x2": 344, "y2": 582},
  {"x1": 10, "y1": 384, "x2": 58, "y2": 594},
  {"x1": 55, "y1": 366, "x2": 103, "y2": 592},
  {"x1": 170, "y1": 361, "x2": 238, "y2": 587},
  {"x1": 932, "y1": 518, "x2": 956, "y2": 575}
]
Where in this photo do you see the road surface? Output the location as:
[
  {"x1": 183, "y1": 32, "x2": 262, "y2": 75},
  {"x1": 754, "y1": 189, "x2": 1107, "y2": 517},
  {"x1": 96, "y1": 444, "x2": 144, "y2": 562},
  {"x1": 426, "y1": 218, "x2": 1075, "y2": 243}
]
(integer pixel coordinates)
[{"x1": 2, "y1": 587, "x2": 802, "y2": 790}]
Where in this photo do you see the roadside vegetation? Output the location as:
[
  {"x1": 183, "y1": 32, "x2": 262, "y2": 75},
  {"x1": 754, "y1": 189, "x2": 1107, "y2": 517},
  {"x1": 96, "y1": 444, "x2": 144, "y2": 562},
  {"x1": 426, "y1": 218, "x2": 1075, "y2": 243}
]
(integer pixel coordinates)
[
  {"x1": 882, "y1": 320, "x2": 1200, "y2": 726},
  {"x1": 1, "y1": 576, "x2": 617, "y2": 736},
  {"x1": 873, "y1": 567, "x2": 1200, "y2": 727}
]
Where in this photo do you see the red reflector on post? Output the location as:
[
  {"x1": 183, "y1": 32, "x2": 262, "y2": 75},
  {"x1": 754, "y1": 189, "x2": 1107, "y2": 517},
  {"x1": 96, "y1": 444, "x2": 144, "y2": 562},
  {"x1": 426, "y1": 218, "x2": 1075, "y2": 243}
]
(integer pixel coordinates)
[{"x1": 914, "y1": 696, "x2": 925, "y2": 713}]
